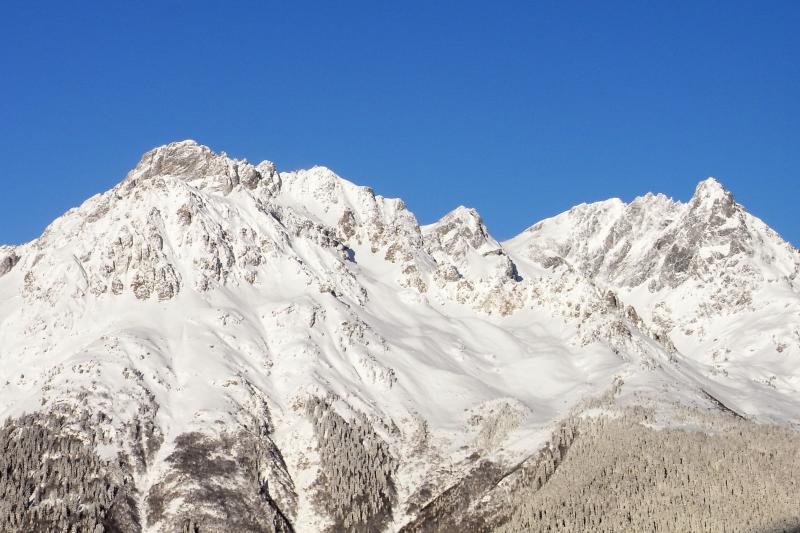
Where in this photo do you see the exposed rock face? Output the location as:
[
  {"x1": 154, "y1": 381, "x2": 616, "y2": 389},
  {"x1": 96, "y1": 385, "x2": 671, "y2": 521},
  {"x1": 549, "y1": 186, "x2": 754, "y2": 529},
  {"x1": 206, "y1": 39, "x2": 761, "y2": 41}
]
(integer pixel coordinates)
[
  {"x1": 508, "y1": 177, "x2": 798, "y2": 298},
  {"x1": 1, "y1": 142, "x2": 799, "y2": 532},
  {"x1": 506, "y1": 176, "x2": 800, "y2": 387},
  {"x1": 422, "y1": 206, "x2": 524, "y2": 314},
  {"x1": 424, "y1": 206, "x2": 500, "y2": 260},
  {"x1": 0, "y1": 247, "x2": 18, "y2": 277},
  {"x1": 125, "y1": 140, "x2": 278, "y2": 194}
]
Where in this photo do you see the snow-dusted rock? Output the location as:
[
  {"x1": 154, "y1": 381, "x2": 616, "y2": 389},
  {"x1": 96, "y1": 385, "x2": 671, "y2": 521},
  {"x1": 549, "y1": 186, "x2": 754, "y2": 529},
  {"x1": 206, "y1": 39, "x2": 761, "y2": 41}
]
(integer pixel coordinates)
[{"x1": 1, "y1": 142, "x2": 798, "y2": 532}]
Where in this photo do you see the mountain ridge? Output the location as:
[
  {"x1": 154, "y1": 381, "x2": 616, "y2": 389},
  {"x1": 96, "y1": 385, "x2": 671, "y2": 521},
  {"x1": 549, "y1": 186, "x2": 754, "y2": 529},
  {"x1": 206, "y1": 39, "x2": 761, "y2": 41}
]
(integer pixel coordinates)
[{"x1": 0, "y1": 140, "x2": 798, "y2": 532}]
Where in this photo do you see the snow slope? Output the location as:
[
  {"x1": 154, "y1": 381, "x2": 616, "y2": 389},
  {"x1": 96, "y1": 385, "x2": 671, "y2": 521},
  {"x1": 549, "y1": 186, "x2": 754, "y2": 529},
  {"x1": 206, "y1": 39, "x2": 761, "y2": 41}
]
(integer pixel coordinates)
[{"x1": 0, "y1": 141, "x2": 798, "y2": 532}]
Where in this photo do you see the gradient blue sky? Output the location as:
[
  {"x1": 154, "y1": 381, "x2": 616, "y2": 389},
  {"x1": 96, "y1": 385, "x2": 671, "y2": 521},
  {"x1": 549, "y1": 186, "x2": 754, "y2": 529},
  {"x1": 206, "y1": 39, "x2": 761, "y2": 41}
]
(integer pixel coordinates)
[{"x1": 1, "y1": 1, "x2": 798, "y2": 245}]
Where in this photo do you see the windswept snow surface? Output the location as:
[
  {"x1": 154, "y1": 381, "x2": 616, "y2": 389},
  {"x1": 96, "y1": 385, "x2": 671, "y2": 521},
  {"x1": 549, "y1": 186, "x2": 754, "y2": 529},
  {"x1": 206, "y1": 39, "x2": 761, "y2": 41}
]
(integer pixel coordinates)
[{"x1": 0, "y1": 141, "x2": 798, "y2": 531}]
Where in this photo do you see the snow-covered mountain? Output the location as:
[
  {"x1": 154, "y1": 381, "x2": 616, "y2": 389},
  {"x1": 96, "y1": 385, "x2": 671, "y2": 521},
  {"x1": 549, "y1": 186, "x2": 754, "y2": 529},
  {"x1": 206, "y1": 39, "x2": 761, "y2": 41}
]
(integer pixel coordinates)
[{"x1": 1, "y1": 141, "x2": 798, "y2": 532}]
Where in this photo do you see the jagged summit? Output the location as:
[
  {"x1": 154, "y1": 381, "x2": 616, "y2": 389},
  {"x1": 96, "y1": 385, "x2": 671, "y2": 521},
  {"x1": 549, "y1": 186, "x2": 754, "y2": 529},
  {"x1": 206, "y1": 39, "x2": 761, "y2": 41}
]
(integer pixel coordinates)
[
  {"x1": 125, "y1": 140, "x2": 277, "y2": 193},
  {"x1": 441, "y1": 204, "x2": 483, "y2": 221},
  {"x1": 689, "y1": 176, "x2": 738, "y2": 217},
  {"x1": 126, "y1": 139, "x2": 216, "y2": 180},
  {"x1": 423, "y1": 205, "x2": 498, "y2": 254},
  {"x1": 692, "y1": 176, "x2": 729, "y2": 199}
]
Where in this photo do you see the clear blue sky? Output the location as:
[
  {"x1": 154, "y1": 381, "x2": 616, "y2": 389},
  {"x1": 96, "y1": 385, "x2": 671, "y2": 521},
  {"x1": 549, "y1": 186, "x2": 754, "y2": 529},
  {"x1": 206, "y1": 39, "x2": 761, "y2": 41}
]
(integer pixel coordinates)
[{"x1": 1, "y1": 1, "x2": 798, "y2": 245}]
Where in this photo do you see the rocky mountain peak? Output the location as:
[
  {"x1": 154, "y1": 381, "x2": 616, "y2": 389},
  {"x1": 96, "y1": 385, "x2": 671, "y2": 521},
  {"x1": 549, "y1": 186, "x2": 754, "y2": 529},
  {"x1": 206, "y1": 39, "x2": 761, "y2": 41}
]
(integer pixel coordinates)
[
  {"x1": 680, "y1": 177, "x2": 747, "y2": 248},
  {"x1": 690, "y1": 177, "x2": 736, "y2": 214},
  {"x1": 124, "y1": 140, "x2": 277, "y2": 194},
  {"x1": 423, "y1": 205, "x2": 498, "y2": 257},
  {"x1": 445, "y1": 205, "x2": 482, "y2": 223},
  {"x1": 423, "y1": 206, "x2": 523, "y2": 304},
  {"x1": 692, "y1": 176, "x2": 728, "y2": 198}
]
